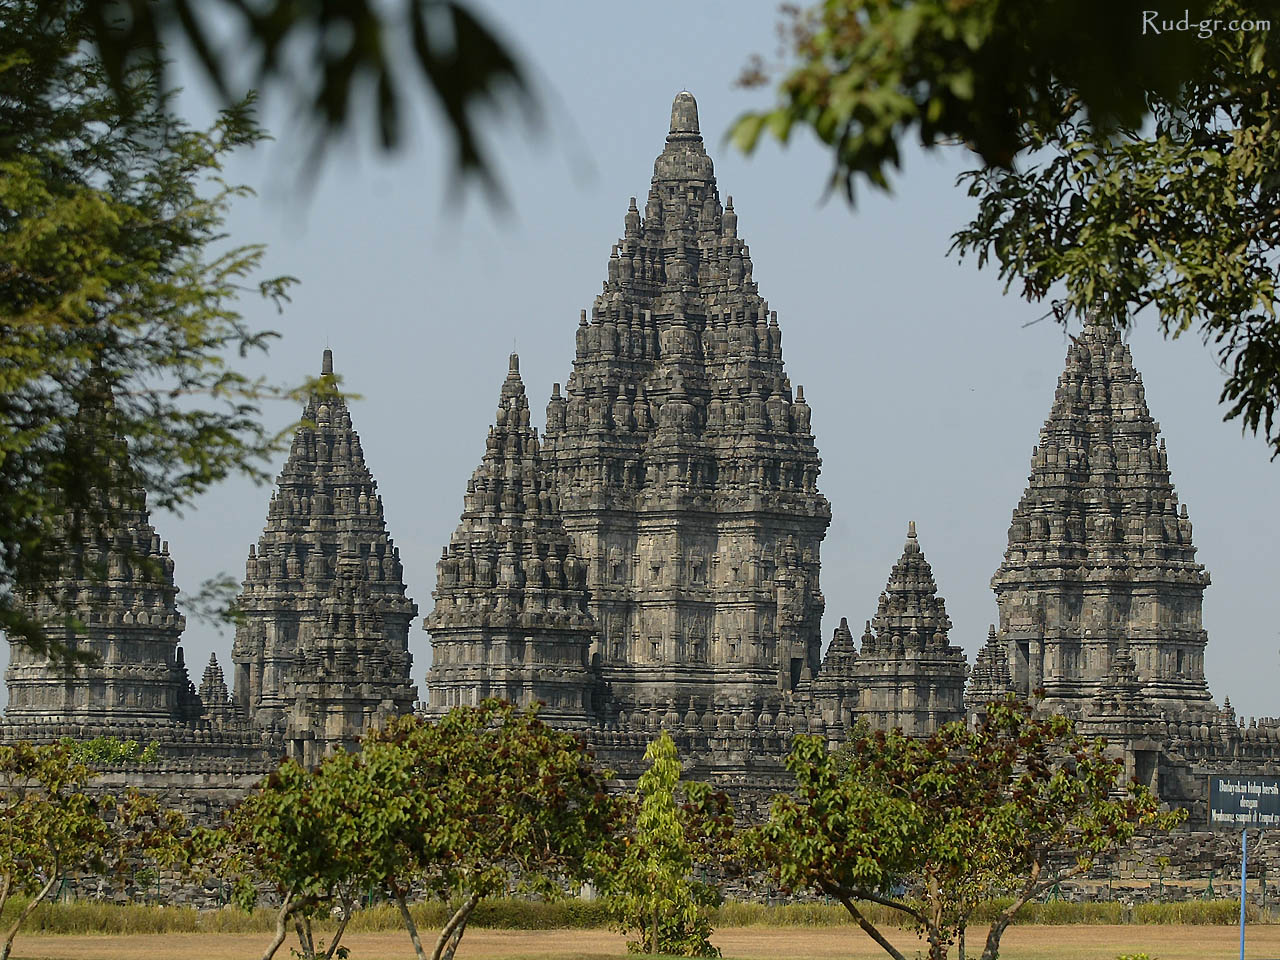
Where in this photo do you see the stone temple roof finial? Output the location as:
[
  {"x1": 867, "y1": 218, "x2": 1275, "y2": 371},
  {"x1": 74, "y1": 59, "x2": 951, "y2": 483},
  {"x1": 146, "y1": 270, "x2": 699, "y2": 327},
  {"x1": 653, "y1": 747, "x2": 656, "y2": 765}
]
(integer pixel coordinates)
[
  {"x1": 509, "y1": 352, "x2": 520, "y2": 375},
  {"x1": 669, "y1": 91, "x2": 700, "y2": 139},
  {"x1": 322, "y1": 348, "x2": 334, "y2": 376},
  {"x1": 908, "y1": 520, "x2": 917, "y2": 540}
]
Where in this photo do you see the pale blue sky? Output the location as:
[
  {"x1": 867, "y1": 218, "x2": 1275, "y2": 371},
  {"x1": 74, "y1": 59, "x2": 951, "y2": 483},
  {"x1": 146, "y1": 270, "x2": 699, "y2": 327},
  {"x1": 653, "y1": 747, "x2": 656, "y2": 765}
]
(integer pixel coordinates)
[{"x1": 4, "y1": 1, "x2": 1277, "y2": 718}]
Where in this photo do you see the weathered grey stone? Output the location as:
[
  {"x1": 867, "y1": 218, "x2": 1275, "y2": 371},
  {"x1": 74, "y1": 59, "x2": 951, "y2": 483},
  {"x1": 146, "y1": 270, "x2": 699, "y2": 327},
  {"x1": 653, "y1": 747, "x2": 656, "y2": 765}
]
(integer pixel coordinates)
[
  {"x1": 232, "y1": 349, "x2": 417, "y2": 759},
  {"x1": 992, "y1": 312, "x2": 1213, "y2": 716}
]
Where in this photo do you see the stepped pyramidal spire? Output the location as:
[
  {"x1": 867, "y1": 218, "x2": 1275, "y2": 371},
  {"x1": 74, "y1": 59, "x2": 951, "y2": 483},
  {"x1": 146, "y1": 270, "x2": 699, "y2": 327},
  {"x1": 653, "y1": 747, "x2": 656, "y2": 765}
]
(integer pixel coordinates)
[
  {"x1": 425, "y1": 355, "x2": 596, "y2": 724},
  {"x1": 849, "y1": 522, "x2": 967, "y2": 735},
  {"x1": 965, "y1": 625, "x2": 1014, "y2": 722},
  {"x1": 992, "y1": 312, "x2": 1213, "y2": 717},
  {"x1": 540, "y1": 91, "x2": 831, "y2": 715},
  {"x1": 4, "y1": 391, "x2": 202, "y2": 727},
  {"x1": 232, "y1": 349, "x2": 417, "y2": 750}
]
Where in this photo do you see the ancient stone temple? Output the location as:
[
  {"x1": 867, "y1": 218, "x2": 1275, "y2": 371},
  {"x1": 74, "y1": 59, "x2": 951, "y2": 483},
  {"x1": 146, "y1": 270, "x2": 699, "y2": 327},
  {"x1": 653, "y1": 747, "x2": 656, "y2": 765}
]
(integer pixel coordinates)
[
  {"x1": 810, "y1": 617, "x2": 859, "y2": 734},
  {"x1": 992, "y1": 314, "x2": 1214, "y2": 717},
  {"x1": 424, "y1": 356, "x2": 596, "y2": 726},
  {"x1": 283, "y1": 572, "x2": 417, "y2": 764},
  {"x1": 15, "y1": 91, "x2": 1280, "y2": 846},
  {"x1": 851, "y1": 523, "x2": 967, "y2": 735},
  {"x1": 3, "y1": 453, "x2": 202, "y2": 728},
  {"x1": 1, "y1": 397, "x2": 273, "y2": 769},
  {"x1": 231, "y1": 349, "x2": 418, "y2": 756},
  {"x1": 538, "y1": 91, "x2": 831, "y2": 720}
]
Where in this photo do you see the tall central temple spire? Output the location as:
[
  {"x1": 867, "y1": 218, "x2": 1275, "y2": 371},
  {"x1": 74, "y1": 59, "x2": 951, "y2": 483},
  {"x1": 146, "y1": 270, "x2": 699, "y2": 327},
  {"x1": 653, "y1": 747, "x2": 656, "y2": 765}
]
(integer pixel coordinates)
[{"x1": 539, "y1": 92, "x2": 831, "y2": 715}]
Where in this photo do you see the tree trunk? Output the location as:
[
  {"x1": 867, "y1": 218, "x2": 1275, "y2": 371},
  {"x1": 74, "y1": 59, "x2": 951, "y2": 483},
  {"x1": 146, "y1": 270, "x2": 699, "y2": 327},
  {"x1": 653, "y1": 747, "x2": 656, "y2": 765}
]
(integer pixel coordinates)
[
  {"x1": 325, "y1": 898, "x2": 354, "y2": 960},
  {"x1": 395, "y1": 890, "x2": 430, "y2": 960},
  {"x1": 980, "y1": 861, "x2": 1076, "y2": 960},
  {"x1": 432, "y1": 893, "x2": 480, "y2": 960},
  {"x1": 294, "y1": 914, "x2": 316, "y2": 960},
  {"x1": 821, "y1": 883, "x2": 909, "y2": 960},
  {"x1": 1, "y1": 868, "x2": 59, "y2": 960},
  {"x1": 440, "y1": 898, "x2": 479, "y2": 960},
  {"x1": 259, "y1": 890, "x2": 296, "y2": 960},
  {"x1": 958, "y1": 921, "x2": 966, "y2": 960}
]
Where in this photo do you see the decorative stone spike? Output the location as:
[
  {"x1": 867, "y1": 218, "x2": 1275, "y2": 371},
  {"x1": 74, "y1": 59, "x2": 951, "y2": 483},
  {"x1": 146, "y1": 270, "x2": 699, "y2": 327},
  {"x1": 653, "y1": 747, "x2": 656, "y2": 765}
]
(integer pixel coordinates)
[
  {"x1": 424, "y1": 354, "x2": 596, "y2": 725},
  {"x1": 810, "y1": 617, "x2": 860, "y2": 734},
  {"x1": 992, "y1": 309, "x2": 1213, "y2": 718},
  {"x1": 538, "y1": 91, "x2": 830, "y2": 718},
  {"x1": 965, "y1": 625, "x2": 1015, "y2": 723},
  {"x1": 199, "y1": 653, "x2": 239, "y2": 724},
  {"x1": 853, "y1": 523, "x2": 967, "y2": 735},
  {"x1": 232, "y1": 350, "x2": 418, "y2": 748}
]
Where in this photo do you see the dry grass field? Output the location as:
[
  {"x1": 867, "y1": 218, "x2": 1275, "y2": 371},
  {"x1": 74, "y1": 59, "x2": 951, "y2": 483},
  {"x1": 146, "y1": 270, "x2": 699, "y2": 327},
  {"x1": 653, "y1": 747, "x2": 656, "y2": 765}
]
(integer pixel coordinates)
[{"x1": 9, "y1": 924, "x2": 1280, "y2": 960}]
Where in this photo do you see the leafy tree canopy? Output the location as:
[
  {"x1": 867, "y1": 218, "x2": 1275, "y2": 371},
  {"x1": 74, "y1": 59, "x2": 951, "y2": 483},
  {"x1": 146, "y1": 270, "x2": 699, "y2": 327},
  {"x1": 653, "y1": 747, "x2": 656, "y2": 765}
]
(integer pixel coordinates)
[
  {"x1": 1, "y1": 0, "x2": 326, "y2": 659},
  {"x1": 362, "y1": 701, "x2": 621, "y2": 960},
  {"x1": 745, "y1": 700, "x2": 1184, "y2": 960},
  {"x1": 71, "y1": 0, "x2": 536, "y2": 192},
  {"x1": 208, "y1": 751, "x2": 370, "y2": 960},
  {"x1": 208, "y1": 701, "x2": 621, "y2": 960},
  {"x1": 736, "y1": 1, "x2": 1280, "y2": 456},
  {"x1": 0, "y1": 738, "x2": 185, "y2": 960}
]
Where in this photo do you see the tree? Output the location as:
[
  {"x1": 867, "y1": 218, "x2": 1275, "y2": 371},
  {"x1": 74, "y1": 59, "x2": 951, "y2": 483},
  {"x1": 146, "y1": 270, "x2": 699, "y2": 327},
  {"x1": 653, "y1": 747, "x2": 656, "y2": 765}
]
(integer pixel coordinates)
[
  {"x1": 71, "y1": 0, "x2": 537, "y2": 192},
  {"x1": 603, "y1": 732, "x2": 731, "y2": 957},
  {"x1": 0, "y1": 738, "x2": 185, "y2": 960},
  {"x1": 735, "y1": 1, "x2": 1280, "y2": 456},
  {"x1": 1, "y1": 0, "x2": 324, "y2": 659},
  {"x1": 357, "y1": 701, "x2": 620, "y2": 960},
  {"x1": 745, "y1": 700, "x2": 1184, "y2": 960},
  {"x1": 209, "y1": 752, "x2": 372, "y2": 960}
]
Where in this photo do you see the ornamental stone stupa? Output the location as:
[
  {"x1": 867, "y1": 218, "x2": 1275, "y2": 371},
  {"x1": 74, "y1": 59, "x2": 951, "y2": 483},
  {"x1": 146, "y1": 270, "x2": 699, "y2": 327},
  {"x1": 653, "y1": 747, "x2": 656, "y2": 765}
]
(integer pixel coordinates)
[{"x1": 852, "y1": 522, "x2": 967, "y2": 735}]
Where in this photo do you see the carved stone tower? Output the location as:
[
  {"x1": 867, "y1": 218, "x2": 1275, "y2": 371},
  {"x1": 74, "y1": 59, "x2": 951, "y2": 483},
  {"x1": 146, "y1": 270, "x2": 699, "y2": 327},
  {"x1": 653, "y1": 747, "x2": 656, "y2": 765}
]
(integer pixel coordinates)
[
  {"x1": 425, "y1": 355, "x2": 596, "y2": 725},
  {"x1": 540, "y1": 92, "x2": 831, "y2": 718},
  {"x1": 232, "y1": 349, "x2": 417, "y2": 742},
  {"x1": 965, "y1": 625, "x2": 1015, "y2": 724},
  {"x1": 284, "y1": 571, "x2": 416, "y2": 763},
  {"x1": 992, "y1": 314, "x2": 1214, "y2": 717},
  {"x1": 4, "y1": 424, "x2": 200, "y2": 726},
  {"x1": 853, "y1": 523, "x2": 967, "y2": 735}
]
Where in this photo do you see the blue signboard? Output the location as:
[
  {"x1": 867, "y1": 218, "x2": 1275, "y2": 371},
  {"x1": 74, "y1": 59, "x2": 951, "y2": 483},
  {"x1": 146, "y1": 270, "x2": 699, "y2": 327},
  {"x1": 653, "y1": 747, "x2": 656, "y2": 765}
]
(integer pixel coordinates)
[{"x1": 1209, "y1": 775, "x2": 1280, "y2": 828}]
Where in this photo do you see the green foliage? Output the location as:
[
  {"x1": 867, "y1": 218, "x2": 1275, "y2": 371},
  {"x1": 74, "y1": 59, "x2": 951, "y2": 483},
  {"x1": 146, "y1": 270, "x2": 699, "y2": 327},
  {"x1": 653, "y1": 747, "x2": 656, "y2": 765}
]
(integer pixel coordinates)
[
  {"x1": 203, "y1": 749, "x2": 373, "y2": 960},
  {"x1": 361, "y1": 701, "x2": 621, "y2": 960},
  {"x1": 1115, "y1": 953, "x2": 1153, "y2": 960},
  {"x1": 738, "y1": 0, "x2": 1280, "y2": 458},
  {"x1": 71, "y1": 0, "x2": 536, "y2": 192},
  {"x1": 745, "y1": 699, "x2": 1185, "y2": 960},
  {"x1": 734, "y1": 0, "x2": 1212, "y2": 197},
  {"x1": 0, "y1": 740, "x2": 185, "y2": 960},
  {"x1": 0, "y1": 0, "x2": 328, "y2": 661},
  {"x1": 208, "y1": 701, "x2": 620, "y2": 960},
  {"x1": 603, "y1": 732, "x2": 732, "y2": 957}
]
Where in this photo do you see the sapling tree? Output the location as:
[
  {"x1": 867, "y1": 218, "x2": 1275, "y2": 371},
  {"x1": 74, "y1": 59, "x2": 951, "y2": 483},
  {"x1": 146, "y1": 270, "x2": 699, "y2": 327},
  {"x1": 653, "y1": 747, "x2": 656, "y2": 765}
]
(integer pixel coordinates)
[
  {"x1": 604, "y1": 731, "x2": 733, "y2": 957},
  {"x1": 208, "y1": 752, "x2": 372, "y2": 960}
]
